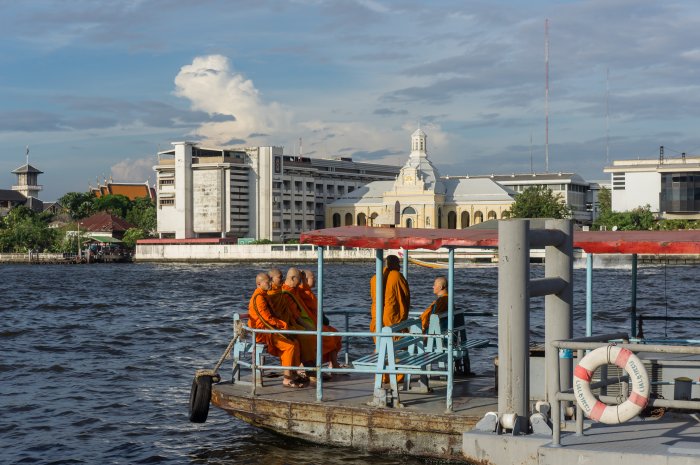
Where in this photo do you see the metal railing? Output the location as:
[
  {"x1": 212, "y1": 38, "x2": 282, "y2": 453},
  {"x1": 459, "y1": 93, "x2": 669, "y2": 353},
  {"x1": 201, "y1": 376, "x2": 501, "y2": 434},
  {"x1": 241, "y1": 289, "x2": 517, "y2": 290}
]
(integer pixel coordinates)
[{"x1": 549, "y1": 337, "x2": 700, "y2": 446}]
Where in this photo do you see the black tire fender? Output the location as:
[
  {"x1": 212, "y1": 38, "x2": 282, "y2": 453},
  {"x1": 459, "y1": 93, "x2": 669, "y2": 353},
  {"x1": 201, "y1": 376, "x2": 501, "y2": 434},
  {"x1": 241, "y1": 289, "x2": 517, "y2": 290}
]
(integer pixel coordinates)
[{"x1": 189, "y1": 375, "x2": 212, "y2": 423}]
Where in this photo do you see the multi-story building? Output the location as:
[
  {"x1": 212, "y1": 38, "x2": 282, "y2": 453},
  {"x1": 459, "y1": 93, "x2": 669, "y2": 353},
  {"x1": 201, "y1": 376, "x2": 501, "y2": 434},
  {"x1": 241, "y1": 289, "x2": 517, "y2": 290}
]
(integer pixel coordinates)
[
  {"x1": 153, "y1": 142, "x2": 401, "y2": 240},
  {"x1": 471, "y1": 173, "x2": 594, "y2": 224},
  {"x1": 1, "y1": 160, "x2": 45, "y2": 216},
  {"x1": 604, "y1": 154, "x2": 700, "y2": 220}
]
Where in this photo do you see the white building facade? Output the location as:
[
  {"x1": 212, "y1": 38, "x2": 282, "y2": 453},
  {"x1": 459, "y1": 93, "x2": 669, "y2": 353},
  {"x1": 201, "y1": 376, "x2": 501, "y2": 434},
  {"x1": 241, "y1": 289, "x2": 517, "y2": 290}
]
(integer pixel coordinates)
[
  {"x1": 604, "y1": 155, "x2": 700, "y2": 220},
  {"x1": 326, "y1": 129, "x2": 515, "y2": 228},
  {"x1": 154, "y1": 142, "x2": 400, "y2": 240}
]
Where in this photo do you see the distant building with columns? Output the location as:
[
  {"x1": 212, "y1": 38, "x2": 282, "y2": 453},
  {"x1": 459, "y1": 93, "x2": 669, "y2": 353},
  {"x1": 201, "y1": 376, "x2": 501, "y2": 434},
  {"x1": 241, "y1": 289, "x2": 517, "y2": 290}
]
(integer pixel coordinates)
[{"x1": 326, "y1": 129, "x2": 515, "y2": 228}]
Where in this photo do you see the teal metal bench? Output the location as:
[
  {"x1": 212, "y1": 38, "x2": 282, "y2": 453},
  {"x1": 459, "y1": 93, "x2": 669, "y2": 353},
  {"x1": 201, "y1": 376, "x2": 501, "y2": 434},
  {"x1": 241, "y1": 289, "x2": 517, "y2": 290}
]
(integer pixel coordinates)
[
  {"x1": 424, "y1": 312, "x2": 490, "y2": 375},
  {"x1": 231, "y1": 313, "x2": 268, "y2": 386},
  {"x1": 352, "y1": 317, "x2": 447, "y2": 394}
]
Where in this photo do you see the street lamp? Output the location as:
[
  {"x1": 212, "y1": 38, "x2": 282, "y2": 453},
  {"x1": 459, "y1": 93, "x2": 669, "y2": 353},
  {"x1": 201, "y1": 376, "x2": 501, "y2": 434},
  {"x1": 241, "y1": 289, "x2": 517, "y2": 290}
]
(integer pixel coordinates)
[{"x1": 77, "y1": 222, "x2": 83, "y2": 260}]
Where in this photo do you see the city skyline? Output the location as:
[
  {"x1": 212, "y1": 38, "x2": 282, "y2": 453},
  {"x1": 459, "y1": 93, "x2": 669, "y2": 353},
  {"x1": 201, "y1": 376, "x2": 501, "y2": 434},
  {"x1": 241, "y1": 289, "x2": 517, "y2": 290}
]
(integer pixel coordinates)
[{"x1": 3, "y1": 0, "x2": 700, "y2": 200}]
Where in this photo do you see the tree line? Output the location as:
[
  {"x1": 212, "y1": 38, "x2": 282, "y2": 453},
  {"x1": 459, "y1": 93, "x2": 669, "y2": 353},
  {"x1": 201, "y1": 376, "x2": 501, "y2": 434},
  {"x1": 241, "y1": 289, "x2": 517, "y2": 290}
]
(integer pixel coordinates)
[
  {"x1": 0, "y1": 192, "x2": 156, "y2": 253},
  {"x1": 506, "y1": 185, "x2": 698, "y2": 230}
]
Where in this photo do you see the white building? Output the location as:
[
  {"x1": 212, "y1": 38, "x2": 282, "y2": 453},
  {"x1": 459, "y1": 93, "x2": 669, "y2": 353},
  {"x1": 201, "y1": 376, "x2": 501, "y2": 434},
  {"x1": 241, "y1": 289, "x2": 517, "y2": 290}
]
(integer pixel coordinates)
[
  {"x1": 326, "y1": 129, "x2": 515, "y2": 228},
  {"x1": 153, "y1": 142, "x2": 401, "y2": 240},
  {"x1": 604, "y1": 155, "x2": 700, "y2": 220},
  {"x1": 470, "y1": 173, "x2": 595, "y2": 224}
]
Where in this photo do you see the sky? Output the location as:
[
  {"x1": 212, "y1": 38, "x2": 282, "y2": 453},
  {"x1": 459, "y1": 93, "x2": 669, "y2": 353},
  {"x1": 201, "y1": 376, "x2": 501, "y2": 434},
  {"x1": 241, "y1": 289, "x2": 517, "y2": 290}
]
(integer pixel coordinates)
[{"x1": 3, "y1": 0, "x2": 700, "y2": 201}]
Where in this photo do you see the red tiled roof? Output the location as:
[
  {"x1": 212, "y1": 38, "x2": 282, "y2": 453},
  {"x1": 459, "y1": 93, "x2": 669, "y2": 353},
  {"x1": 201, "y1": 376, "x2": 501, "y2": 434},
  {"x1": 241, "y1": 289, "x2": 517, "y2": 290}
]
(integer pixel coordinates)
[{"x1": 80, "y1": 212, "x2": 134, "y2": 233}]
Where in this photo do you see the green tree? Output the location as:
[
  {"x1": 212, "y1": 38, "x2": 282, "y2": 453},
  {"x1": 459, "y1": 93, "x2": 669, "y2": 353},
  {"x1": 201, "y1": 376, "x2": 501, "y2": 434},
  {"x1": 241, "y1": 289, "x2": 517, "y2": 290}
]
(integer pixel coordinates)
[
  {"x1": 125, "y1": 197, "x2": 156, "y2": 232},
  {"x1": 598, "y1": 186, "x2": 611, "y2": 215},
  {"x1": 94, "y1": 194, "x2": 131, "y2": 218},
  {"x1": 0, "y1": 206, "x2": 57, "y2": 252},
  {"x1": 59, "y1": 192, "x2": 96, "y2": 219},
  {"x1": 505, "y1": 186, "x2": 571, "y2": 219},
  {"x1": 122, "y1": 228, "x2": 147, "y2": 249}
]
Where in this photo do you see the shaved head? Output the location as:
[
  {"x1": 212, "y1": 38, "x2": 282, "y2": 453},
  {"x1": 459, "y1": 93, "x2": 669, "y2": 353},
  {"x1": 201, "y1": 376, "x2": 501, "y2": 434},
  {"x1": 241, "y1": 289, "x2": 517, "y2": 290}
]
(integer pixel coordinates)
[
  {"x1": 285, "y1": 267, "x2": 302, "y2": 287},
  {"x1": 386, "y1": 255, "x2": 401, "y2": 271}
]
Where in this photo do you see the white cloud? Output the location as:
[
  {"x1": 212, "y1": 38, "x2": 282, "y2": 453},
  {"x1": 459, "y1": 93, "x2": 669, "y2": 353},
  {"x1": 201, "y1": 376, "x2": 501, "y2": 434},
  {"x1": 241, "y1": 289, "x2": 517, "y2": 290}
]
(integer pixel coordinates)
[
  {"x1": 174, "y1": 54, "x2": 292, "y2": 146},
  {"x1": 110, "y1": 156, "x2": 155, "y2": 183}
]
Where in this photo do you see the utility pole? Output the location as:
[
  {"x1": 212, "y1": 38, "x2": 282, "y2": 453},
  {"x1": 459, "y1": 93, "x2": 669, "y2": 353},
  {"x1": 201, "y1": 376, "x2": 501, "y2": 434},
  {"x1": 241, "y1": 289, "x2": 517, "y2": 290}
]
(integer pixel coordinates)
[{"x1": 544, "y1": 18, "x2": 550, "y2": 173}]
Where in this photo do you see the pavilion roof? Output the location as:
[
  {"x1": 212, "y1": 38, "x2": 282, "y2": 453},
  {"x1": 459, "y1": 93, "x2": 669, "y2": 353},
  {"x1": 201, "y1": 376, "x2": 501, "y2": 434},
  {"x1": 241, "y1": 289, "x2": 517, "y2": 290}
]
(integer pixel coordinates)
[{"x1": 301, "y1": 225, "x2": 700, "y2": 255}]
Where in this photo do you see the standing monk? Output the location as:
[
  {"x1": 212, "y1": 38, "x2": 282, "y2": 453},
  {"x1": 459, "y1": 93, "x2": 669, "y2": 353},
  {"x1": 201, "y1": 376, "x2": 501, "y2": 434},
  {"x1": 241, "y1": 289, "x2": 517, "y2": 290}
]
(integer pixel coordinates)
[
  {"x1": 369, "y1": 254, "x2": 410, "y2": 383},
  {"x1": 370, "y1": 254, "x2": 410, "y2": 333},
  {"x1": 420, "y1": 276, "x2": 448, "y2": 332},
  {"x1": 247, "y1": 273, "x2": 305, "y2": 388}
]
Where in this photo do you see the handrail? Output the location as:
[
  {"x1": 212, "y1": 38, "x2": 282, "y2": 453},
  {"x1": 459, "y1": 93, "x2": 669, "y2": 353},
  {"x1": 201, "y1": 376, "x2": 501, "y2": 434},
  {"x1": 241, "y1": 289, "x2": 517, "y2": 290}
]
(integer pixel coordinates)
[
  {"x1": 548, "y1": 339, "x2": 700, "y2": 447},
  {"x1": 239, "y1": 323, "x2": 451, "y2": 402}
]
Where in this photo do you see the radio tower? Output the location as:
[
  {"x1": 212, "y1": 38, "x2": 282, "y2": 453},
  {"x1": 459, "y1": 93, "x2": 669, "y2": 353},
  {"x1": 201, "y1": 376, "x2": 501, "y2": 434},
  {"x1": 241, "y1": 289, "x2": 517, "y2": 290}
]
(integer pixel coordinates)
[
  {"x1": 544, "y1": 18, "x2": 550, "y2": 173},
  {"x1": 606, "y1": 67, "x2": 610, "y2": 165}
]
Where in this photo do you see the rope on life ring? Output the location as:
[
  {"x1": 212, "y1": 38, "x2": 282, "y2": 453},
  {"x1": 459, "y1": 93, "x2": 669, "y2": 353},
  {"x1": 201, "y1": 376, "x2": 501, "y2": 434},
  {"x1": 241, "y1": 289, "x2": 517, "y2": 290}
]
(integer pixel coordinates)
[{"x1": 573, "y1": 345, "x2": 650, "y2": 424}]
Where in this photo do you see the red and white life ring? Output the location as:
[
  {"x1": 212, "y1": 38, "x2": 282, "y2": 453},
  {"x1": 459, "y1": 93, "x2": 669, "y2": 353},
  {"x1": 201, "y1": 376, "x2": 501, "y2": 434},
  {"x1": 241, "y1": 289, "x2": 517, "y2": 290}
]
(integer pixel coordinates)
[{"x1": 573, "y1": 345, "x2": 650, "y2": 424}]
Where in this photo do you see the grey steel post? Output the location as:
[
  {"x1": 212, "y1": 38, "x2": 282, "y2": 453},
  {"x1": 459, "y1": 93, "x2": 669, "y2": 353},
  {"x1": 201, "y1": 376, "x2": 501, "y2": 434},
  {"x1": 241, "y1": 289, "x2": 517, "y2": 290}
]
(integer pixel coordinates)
[
  {"x1": 545, "y1": 219, "x2": 573, "y2": 404},
  {"x1": 316, "y1": 246, "x2": 324, "y2": 401},
  {"x1": 446, "y1": 248, "x2": 454, "y2": 412},
  {"x1": 631, "y1": 253, "x2": 638, "y2": 337},
  {"x1": 498, "y1": 219, "x2": 530, "y2": 416}
]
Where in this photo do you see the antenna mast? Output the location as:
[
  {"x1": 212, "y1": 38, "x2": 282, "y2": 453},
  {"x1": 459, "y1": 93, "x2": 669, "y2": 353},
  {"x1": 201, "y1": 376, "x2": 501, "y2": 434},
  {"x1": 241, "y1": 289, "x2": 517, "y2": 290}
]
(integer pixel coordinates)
[
  {"x1": 606, "y1": 67, "x2": 610, "y2": 165},
  {"x1": 544, "y1": 18, "x2": 550, "y2": 173},
  {"x1": 530, "y1": 133, "x2": 533, "y2": 173}
]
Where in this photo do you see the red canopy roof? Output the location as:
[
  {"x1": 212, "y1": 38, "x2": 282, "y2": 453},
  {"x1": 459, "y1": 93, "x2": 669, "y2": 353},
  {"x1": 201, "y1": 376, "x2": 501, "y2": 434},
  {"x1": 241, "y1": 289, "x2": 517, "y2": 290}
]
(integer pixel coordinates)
[{"x1": 300, "y1": 226, "x2": 700, "y2": 255}]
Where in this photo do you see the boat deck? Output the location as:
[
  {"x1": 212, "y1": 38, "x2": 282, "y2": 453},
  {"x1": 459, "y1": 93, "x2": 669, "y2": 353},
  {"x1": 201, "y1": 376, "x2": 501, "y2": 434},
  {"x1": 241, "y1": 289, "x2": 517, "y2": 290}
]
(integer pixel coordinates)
[{"x1": 212, "y1": 371, "x2": 498, "y2": 459}]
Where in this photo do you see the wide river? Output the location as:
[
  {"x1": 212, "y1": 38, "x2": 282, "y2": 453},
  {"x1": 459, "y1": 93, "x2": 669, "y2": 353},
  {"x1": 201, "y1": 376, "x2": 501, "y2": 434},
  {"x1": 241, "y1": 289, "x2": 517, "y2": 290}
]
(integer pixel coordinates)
[{"x1": 2, "y1": 261, "x2": 698, "y2": 464}]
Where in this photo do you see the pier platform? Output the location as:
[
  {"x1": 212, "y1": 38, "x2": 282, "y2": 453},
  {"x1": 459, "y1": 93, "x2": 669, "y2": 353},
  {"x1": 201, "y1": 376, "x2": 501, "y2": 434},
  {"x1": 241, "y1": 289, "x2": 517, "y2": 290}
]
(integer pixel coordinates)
[
  {"x1": 212, "y1": 372, "x2": 497, "y2": 460},
  {"x1": 464, "y1": 414, "x2": 700, "y2": 465}
]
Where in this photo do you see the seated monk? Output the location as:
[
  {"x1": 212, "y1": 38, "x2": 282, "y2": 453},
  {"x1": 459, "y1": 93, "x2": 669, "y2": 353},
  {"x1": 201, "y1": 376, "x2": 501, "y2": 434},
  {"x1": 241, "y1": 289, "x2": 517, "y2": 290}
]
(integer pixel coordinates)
[
  {"x1": 247, "y1": 272, "x2": 305, "y2": 388},
  {"x1": 299, "y1": 269, "x2": 342, "y2": 369},
  {"x1": 281, "y1": 267, "x2": 341, "y2": 379},
  {"x1": 267, "y1": 267, "x2": 318, "y2": 368},
  {"x1": 420, "y1": 276, "x2": 449, "y2": 333}
]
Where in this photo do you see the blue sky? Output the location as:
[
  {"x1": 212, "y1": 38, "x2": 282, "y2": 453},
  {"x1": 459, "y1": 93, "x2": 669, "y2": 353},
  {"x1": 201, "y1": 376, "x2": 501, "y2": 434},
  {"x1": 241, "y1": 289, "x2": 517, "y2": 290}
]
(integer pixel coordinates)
[{"x1": 2, "y1": 0, "x2": 700, "y2": 200}]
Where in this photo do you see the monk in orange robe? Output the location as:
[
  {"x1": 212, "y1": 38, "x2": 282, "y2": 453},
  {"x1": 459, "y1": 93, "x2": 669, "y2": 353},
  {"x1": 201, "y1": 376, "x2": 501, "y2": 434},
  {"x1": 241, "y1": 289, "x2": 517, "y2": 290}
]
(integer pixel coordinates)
[
  {"x1": 247, "y1": 272, "x2": 305, "y2": 388},
  {"x1": 420, "y1": 276, "x2": 448, "y2": 332},
  {"x1": 279, "y1": 268, "x2": 341, "y2": 378},
  {"x1": 266, "y1": 268, "x2": 317, "y2": 364},
  {"x1": 370, "y1": 255, "x2": 410, "y2": 333},
  {"x1": 299, "y1": 269, "x2": 342, "y2": 369},
  {"x1": 369, "y1": 254, "x2": 410, "y2": 383}
]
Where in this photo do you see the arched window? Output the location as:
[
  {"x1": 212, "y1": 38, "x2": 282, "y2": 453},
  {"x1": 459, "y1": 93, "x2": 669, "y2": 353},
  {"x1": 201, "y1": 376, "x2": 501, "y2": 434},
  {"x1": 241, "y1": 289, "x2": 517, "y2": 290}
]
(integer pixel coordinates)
[
  {"x1": 501, "y1": 211, "x2": 510, "y2": 219},
  {"x1": 332, "y1": 213, "x2": 341, "y2": 227},
  {"x1": 370, "y1": 212, "x2": 378, "y2": 226},
  {"x1": 394, "y1": 201, "x2": 400, "y2": 224},
  {"x1": 438, "y1": 208, "x2": 442, "y2": 228},
  {"x1": 447, "y1": 211, "x2": 457, "y2": 229},
  {"x1": 461, "y1": 211, "x2": 470, "y2": 228},
  {"x1": 344, "y1": 212, "x2": 353, "y2": 226},
  {"x1": 426, "y1": 217, "x2": 431, "y2": 227},
  {"x1": 488, "y1": 210, "x2": 497, "y2": 220},
  {"x1": 474, "y1": 211, "x2": 484, "y2": 224},
  {"x1": 406, "y1": 218, "x2": 413, "y2": 228},
  {"x1": 402, "y1": 206, "x2": 416, "y2": 215},
  {"x1": 357, "y1": 213, "x2": 367, "y2": 226}
]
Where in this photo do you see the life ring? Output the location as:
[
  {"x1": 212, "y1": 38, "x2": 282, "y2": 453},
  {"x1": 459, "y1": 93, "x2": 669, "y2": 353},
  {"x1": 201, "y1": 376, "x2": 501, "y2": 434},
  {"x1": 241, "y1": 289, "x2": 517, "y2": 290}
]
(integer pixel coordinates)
[
  {"x1": 189, "y1": 374, "x2": 213, "y2": 423},
  {"x1": 573, "y1": 345, "x2": 650, "y2": 424}
]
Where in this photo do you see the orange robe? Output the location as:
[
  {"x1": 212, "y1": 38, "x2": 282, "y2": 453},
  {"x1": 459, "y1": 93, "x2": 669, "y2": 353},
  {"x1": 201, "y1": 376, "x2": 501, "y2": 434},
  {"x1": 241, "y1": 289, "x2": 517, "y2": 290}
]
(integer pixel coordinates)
[
  {"x1": 369, "y1": 268, "x2": 410, "y2": 333},
  {"x1": 267, "y1": 286, "x2": 316, "y2": 363},
  {"x1": 297, "y1": 283, "x2": 342, "y2": 360},
  {"x1": 420, "y1": 294, "x2": 448, "y2": 333},
  {"x1": 280, "y1": 284, "x2": 340, "y2": 363},
  {"x1": 247, "y1": 287, "x2": 300, "y2": 368}
]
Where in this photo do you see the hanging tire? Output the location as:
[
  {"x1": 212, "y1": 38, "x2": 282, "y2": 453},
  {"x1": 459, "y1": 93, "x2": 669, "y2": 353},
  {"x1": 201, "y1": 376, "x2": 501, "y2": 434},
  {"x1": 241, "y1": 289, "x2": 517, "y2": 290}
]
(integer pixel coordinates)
[
  {"x1": 573, "y1": 345, "x2": 650, "y2": 424},
  {"x1": 189, "y1": 375, "x2": 212, "y2": 423}
]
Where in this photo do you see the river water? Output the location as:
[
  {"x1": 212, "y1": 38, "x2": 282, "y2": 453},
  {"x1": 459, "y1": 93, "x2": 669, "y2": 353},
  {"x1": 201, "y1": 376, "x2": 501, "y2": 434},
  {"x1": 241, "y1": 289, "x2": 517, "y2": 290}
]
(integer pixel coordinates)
[{"x1": 2, "y1": 261, "x2": 698, "y2": 464}]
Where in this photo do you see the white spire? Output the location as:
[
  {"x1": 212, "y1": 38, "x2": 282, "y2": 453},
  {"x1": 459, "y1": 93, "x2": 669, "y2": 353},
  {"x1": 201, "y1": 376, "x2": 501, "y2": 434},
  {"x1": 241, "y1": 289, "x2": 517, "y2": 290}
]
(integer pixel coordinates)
[{"x1": 410, "y1": 128, "x2": 427, "y2": 157}]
